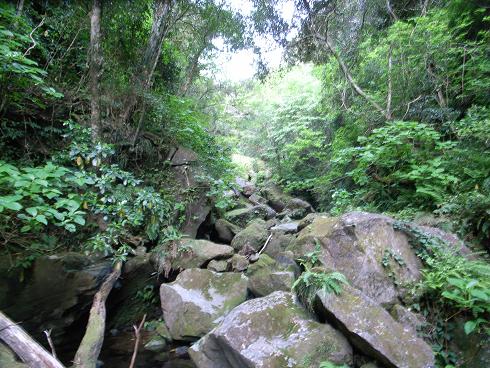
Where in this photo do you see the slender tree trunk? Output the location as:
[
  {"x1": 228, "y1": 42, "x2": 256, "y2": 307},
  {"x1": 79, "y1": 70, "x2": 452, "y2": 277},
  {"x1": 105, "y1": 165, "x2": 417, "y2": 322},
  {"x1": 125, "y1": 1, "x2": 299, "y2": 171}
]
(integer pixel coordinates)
[
  {"x1": 386, "y1": 45, "x2": 393, "y2": 120},
  {"x1": 120, "y1": 0, "x2": 172, "y2": 127},
  {"x1": 386, "y1": 0, "x2": 398, "y2": 21},
  {"x1": 0, "y1": 311, "x2": 65, "y2": 368},
  {"x1": 72, "y1": 262, "x2": 122, "y2": 368},
  {"x1": 177, "y1": 43, "x2": 207, "y2": 97},
  {"x1": 16, "y1": 0, "x2": 24, "y2": 16},
  {"x1": 89, "y1": 0, "x2": 103, "y2": 142}
]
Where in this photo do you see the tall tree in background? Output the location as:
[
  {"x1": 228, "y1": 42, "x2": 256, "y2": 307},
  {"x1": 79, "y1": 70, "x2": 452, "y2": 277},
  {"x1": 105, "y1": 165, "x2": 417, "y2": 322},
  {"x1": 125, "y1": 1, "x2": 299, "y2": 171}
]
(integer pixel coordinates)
[
  {"x1": 120, "y1": 0, "x2": 173, "y2": 128},
  {"x1": 89, "y1": 0, "x2": 103, "y2": 141}
]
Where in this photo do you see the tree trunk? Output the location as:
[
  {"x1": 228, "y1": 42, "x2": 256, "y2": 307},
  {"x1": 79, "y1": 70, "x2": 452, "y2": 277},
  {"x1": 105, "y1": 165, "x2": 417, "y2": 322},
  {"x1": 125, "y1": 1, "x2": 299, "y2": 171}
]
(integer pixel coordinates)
[
  {"x1": 89, "y1": 0, "x2": 103, "y2": 142},
  {"x1": 72, "y1": 262, "x2": 122, "y2": 368},
  {"x1": 119, "y1": 0, "x2": 172, "y2": 126},
  {"x1": 177, "y1": 43, "x2": 207, "y2": 97},
  {"x1": 16, "y1": 0, "x2": 25, "y2": 16},
  {"x1": 0, "y1": 311, "x2": 66, "y2": 368}
]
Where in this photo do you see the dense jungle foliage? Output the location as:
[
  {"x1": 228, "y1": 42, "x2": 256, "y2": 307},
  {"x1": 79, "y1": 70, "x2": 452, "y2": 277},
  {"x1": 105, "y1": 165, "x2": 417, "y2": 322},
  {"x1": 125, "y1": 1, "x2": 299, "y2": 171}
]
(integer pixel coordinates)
[{"x1": 0, "y1": 0, "x2": 489, "y2": 367}]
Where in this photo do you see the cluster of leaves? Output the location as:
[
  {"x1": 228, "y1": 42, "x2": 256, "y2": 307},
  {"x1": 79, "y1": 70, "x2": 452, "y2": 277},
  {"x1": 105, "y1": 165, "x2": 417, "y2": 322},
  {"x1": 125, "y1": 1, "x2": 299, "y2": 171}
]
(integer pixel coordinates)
[
  {"x1": 395, "y1": 222, "x2": 490, "y2": 338},
  {"x1": 293, "y1": 241, "x2": 348, "y2": 311}
]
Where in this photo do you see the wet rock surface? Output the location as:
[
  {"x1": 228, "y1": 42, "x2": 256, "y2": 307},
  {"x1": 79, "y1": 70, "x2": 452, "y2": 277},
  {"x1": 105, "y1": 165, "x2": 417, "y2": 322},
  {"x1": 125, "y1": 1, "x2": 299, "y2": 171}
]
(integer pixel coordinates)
[
  {"x1": 160, "y1": 269, "x2": 248, "y2": 341},
  {"x1": 290, "y1": 212, "x2": 423, "y2": 305},
  {"x1": 189, "y1": 291, "x2": 353, "y2": 368},
  {"x1": 315, "y1": 284, "x2": 435, "y2": 368}
]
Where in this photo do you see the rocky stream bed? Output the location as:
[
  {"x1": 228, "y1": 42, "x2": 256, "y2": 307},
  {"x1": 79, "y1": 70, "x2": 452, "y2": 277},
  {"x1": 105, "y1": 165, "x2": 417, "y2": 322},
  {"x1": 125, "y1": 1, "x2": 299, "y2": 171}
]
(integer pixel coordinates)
[{"x1": 1, "y1": 170, "x2": 489, "y2": 368}]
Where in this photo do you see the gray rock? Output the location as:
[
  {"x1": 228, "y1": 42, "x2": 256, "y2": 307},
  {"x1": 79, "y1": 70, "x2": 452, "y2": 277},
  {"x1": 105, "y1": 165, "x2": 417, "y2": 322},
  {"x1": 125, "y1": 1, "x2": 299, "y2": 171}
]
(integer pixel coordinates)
[
  {"x1": 289, "y1": 212, "x2": 423, "y2": 306},
  {"x1": 270, "y1": 221, "x2": 299, "y2": 234},
  {"x1": 189, "y1": 291, "x2": 353, "y2": 368},
  {"x1": 246, "y1": 254, "x2": 295, "y2": 297},
  {"x1": 235, "y1": 177, "x2": 255, "y2": 197},
  {"x1": 207, "y1": 259, "x2": 229, "y2": 272},
  {"x1": 315, "y1": 284, "x2": 435, "y2": 368},
  {"x1": 390, "y1": 304, "x2": 426, "y2": 333},
  {"x1": 231, "y1": 219, "x2": 268, "y2": 253},
  {"x1": 263, "y1": 232, "x2": 294, "y2": 259},
  {"x1": 160, "y1": 269, "x2": 248, "y2": 341},
  {"x1": 170, "y1": 146, "x2": 199, "y2": 166},
  {"x1": 261, "y1": 183, "x2": 293, "y2": 212},
  {"x1": 230, "y1": 254, "x2": 249, "y2": 272},
  {"x1": 225, "y1": 204, "x2": 276, "y2": 228},
  {"x1": 168, "y1": 239, "x2": 234, "y2": 270},
  {"x1": 215, "y1": 219, "x2": 242, "y2": 243},
  {"x1": 282, "y1": 198, "x2": 315, "y2": 219},
  {"x1": 0, "y1": 254, "x2": 111, "y2": 348},
  {"x1": 248, "y1": 193, "x2": 267, "y2": 205}
]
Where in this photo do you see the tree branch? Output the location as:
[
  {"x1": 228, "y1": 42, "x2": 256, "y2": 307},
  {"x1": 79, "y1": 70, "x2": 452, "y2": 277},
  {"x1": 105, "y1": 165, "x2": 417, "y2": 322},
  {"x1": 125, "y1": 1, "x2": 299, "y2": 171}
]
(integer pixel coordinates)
[
  {"x1": 0, "y1": 311, "x2": 65, "y2": 368},
  {"x1": 72, "y1": 262, "x2": 122, "y2": 368}
]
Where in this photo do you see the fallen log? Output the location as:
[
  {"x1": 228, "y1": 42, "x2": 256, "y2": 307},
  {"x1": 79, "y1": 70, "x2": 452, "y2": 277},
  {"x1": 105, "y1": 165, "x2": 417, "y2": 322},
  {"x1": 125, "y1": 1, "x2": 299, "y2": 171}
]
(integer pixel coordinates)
[{"x1": 0, "y1": 311, "x2": 65, "y2": 368}]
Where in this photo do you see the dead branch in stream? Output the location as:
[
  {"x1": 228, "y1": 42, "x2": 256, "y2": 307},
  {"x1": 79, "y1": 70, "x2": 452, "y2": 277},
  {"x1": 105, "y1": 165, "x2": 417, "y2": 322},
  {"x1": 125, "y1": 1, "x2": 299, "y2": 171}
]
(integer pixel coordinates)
[
  {"x1": 128, "y1": 314, "x2": 147, "y2": 368},
  {"x1": 72, "y1": 261, "x2": 122, "y2": 368},
  {"x1": 0, "y1": 311, "x2": 65, "y2": 368}
]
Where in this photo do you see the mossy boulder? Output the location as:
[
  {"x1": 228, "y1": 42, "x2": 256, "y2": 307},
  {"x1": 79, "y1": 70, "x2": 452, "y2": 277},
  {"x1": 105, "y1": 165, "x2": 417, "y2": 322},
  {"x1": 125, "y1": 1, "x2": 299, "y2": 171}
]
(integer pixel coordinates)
[
  {"x1": 224, "y1": 205, "x2": 276, "y2": 228},
  {"x1": 261, "y1": 182, "x2": 293, "y2": 212},
  {"x1": 189, "y1": 291, "x2": 352, "y2": 368},
  {"x1": 246, "y1": 254, "x2": 295, "y2": 297},
  {"x1": 170, "y1": 239, "x2": 234, "y2": 270},
  {"x1": 315, "y1": 284, "x2": 434, "y2": 368},
  {"x1": 230, "y1": 219, "x2": 268, "y2": 252},
  {"x1": 215, "y1": 219, "x2": 242, "y2": 243},
  {"x1": 160, "y1": 269, "x2": 248, "y2": 341},
  {"x1": 289, "y1": 212, "x2": 423, "y2": 306},
  {"x1": 282, "y1": 198, "x2": 315, "y2": 220},
  {"x1": 450, "y1": 317, "x2": 490, "y2": 368}
]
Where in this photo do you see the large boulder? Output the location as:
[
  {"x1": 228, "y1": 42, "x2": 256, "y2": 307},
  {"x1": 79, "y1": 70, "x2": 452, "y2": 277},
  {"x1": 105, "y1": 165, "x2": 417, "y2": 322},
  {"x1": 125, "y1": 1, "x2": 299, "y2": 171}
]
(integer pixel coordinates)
[
  {"x1": 261, "y1": 183, "x2": 293, "y2": 212},
  {"x1": 246, "y1": 254, "x2": 295, "y2": 297},
  {"x1": 224, "y1": 205, "x2": 276, "y2": 228},
  {"x1": 189, "y1": 291, "x2": 353, "y2": 368},
  {"x1": 289, "y1": 212, "x2": 423, "y2": 306},
  {"x1": 230, "y1": 219, "x2": 269, "y2": 253},
  {"x1": 157, "y1": 239, "x2": 234, "y2": 271},
  {"x1": 235, "y1": 177, "x2": 256, "y2": 197},
  {"x1": 315, "y1": 284, "x2": 435, "y2": 368},
  {"x1": 450, "y1": 317, "x2": 490, "y2": 368},
  {"x1": 215, "y1": 219, "x2": 242, "y2": 243},
  {"x1": 160, "y1": 269, "x2": 248, "y2": 341},
  {"x1": 281, "y1": 198, "x2": 315, "y2": 220},
  {"x1": 0, "y1": 253, "x2": 111, "y2": 354},
  {"x1": 262, "y1": 232, "x2": 295, "y2": 259}
]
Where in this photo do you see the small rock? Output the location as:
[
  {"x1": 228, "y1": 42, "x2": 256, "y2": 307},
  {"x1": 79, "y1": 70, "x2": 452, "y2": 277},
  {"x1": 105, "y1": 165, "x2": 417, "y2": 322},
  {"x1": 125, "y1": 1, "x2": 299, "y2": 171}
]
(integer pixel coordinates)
[
  {"x1": 235, "y1": 177, "x2": 255, "y2": 197},
  {"x1": 246, "y1": 254, "x2": 295, "y2": 297},
  {"x1": 168, "y1": 239, "x2": 234, "y2": 270},
  {"x1": 230, "y1": 254, "x2": 249, "y2": 272},
  {"x1": 215, "y1": 219, "x2": 242, "y2": 243},
  {"x1": 224, "y1": 205, "x2": 275, "y2": 228},
  {"x1": 230, "y1": 219, "x2": 268, "y2": 252},
  {"x1": 270, "y1": 221, "x2": 299, "y2": 234},
  {"x1": 207, "y1": 259, "x2": 228, "y2": 272}
]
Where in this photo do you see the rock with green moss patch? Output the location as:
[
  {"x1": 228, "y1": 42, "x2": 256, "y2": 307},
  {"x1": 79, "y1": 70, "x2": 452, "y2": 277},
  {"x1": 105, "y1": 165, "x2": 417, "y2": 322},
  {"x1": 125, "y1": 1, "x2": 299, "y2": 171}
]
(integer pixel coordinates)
[
  {"x1": 230, "y1": 219, "x2": 268, "y2": 253},
  {"x1": 230, "y1": 254, "x2": 249, "y2": 272},
  {"x1": 189, "y1": 291, "x2": 352, "y2": 368},
  {"x1": 215, "y1": 219, "x2": 242, "y2": 243},
  {"x1": 315, "y1": 284, "x2": 434, "y2": 368},
  {"x1": 207, "y1": 259, "x2": 228, "y2": 272},
  {"x1": 0, "y1": 344, "x2": 27, "y2": 368},
  {"x1": 246, "y1": 254, "x2": 295, "y2": 297},
  {"x1": 170, "y1": 239, "x2": 234, "y2": 270},
  {"x1": 160, "y1": 269, "x2": 248, "y2": 341},
  {"x1": 224, "y1": 205, "x2": 275, "y2": 228},
  {"x1": 289, "y1": 212, "x2": 423, "y2": 306}
]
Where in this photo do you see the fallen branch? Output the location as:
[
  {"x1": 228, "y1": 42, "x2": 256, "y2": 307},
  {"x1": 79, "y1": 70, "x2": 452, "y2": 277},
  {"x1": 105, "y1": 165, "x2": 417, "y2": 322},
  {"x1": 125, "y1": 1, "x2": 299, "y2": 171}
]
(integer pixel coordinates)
[
  {"x1": 258, "y1": 233, "x2": 273, "y2": 255},
  {"x1": 0, "y1": 311, "x2": 65, "y2": 368},
  {"x1": 128, "y1": 314, "x2": 146, "y2": 368},
  {"x1": 24, "y1": 17, "x2": 45, "y2": 56},
  {"x1": 44, "y1": 329, "x2": 57, "y2": 359},
  {"x1": 72, "y1": 261, "x2": 122, "y2": 368}
]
